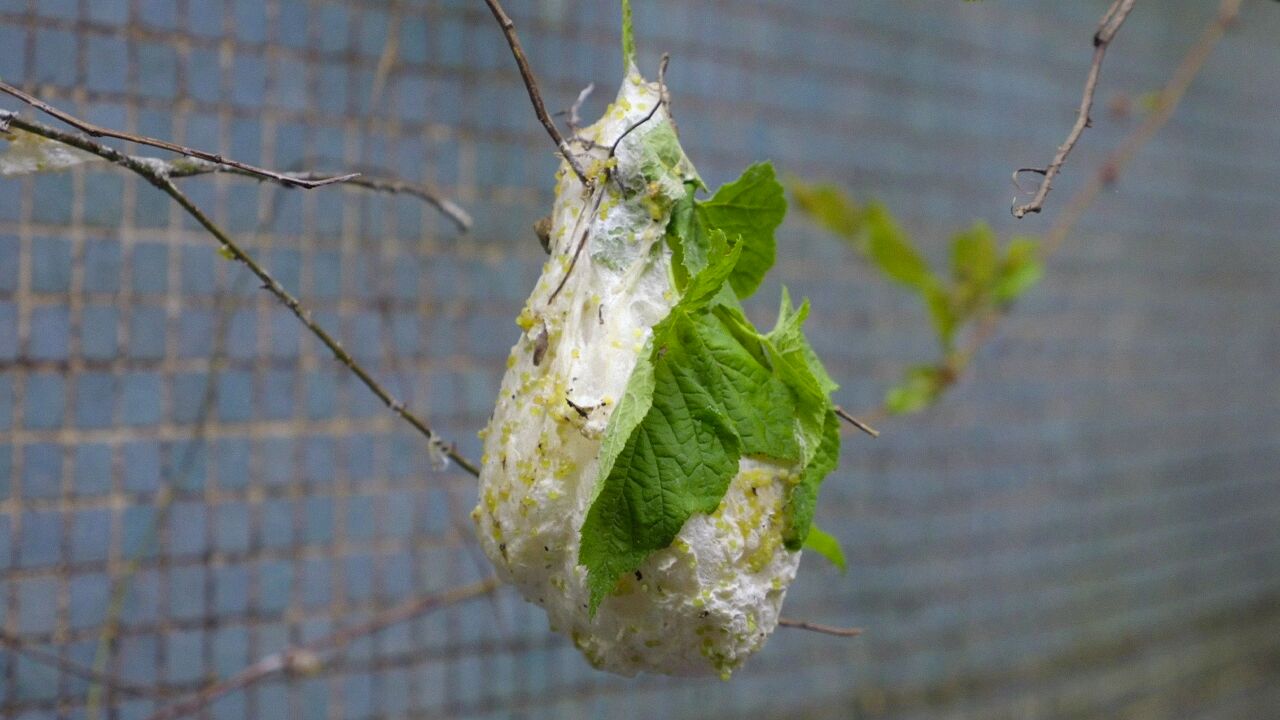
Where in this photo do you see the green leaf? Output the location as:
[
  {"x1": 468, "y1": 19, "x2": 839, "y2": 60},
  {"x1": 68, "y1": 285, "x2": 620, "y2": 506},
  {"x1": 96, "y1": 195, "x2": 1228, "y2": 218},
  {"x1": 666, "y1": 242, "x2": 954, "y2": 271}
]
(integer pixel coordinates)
[
  {"x1": 884, "y1": 365, "x2": 947, "y2": 415},
  {"x1": 582, "y1": 309, "x2": 805, "y2": 612},
  {"x1": 992, "y1": 237, "x2": 1043, "y2": 303},
  {"x1": 583, "y1": 162, "x2": 849, "y2": 612},
  {"x1": 950, "y1": 221, "x2": 998, "y2": 288},
  {"x1": 582, "y1": 247, "x2": 810, "y2": 613},
  {"x1": 781, "y1": 407, "x2": 840, "y2": 550},
  {"x1": 596, "y1": 239, "x2": 740, "y2": 496},
  {"x1": 665, "y1": 182, "x2": 700, "y2": 287},
  {"x1": 862, "y1": 202, "x2": 936, "y2": 293},
  {"x1": 666, "y1": 164, "x2": 785, "y2": 300},
  {"x1": 789, "y1": 180, "x2": 863, "y2": 245},
  {"x1": 696, "y1": 162, "x2": 786, "y2": 299},
  {"x1": 620, "y1": 0, "x2": 635, "y2": 67},
  {"x1": 676, "y1": 313, "x2": 799, "y2": 461},
  {"x1": 803, "y1": 524, "x2": 846, "y2": 571},
  {"x1": 924, "y1": 285, "x2": 958, "y2": 350},
  {"x1": 765, "y1": 288, "x2": 838, "y2": 462},
  {"x1": 637, "y1": 123, "x2": 683, "y2": 182},
  {"x1": 591, "y1": 340, "x2": 656, "y2": 499},
  {"x1": 580, "y1": 326, "x2": 742, "y2": 612},
  {"x1": 677, "y1": 230, "x2": 739, "y2": 311}
]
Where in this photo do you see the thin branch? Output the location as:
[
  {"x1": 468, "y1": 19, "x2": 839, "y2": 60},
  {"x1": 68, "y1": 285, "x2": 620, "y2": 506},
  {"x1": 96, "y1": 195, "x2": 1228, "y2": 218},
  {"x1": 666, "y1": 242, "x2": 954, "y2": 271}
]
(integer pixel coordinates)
[
  {"x1": 565, "y1": 82, "x2": 595, "y2": 133},
  {"x1": 0, "y1": 79, "x2": 357, "y2": 189},
  {"x1": 834, "y1": 406, "x2": 880, "y2": 438},
  {"x1": 142, "y1": 578, "x2": 500, "y2": 720},
  {"x1": 6, "y1": 112, "x2": 480, "y2": 477},
  {"x1": 165, "y1": 161, "x2": 472, "y2": 232},
  {"x1": 0, "y1": 110, "x2": 470, "y2": 231},
  {"x1": 481, "y1": 0, "x2": 590, "y2": 187},
  {"x1": 842, "y1": 0, "x2": 1237, "y2": 425},
  {"x1": 1010, "y1": 0, "x2": 1138, "y2": 219},
  {"x1": 607, "y1": 93, "x2": 665, "y2": 159},
  {"x1": 1041, "y1": 0, "x2": 1243, "y2": 256},
  {"x1": 861, "y1": 0, "x2": 1242, "y2": 421},
  {"x1": 0, "y1": 631, "x2": 156, "y2": 698},
  {"x1": 547, "y1": 184, "x2": 607, "y2": 303},
  {"x1": 87, "y1": 189, "x2": 298, "y2": 720},
  {"x1": 778, "y1": 618, "x2": 864, "y2": 638},
  {"x1": 657, "y1": 53, "x2": 677, "y2": 137},
  {"x1": 368, "y1": 0, "x2": 403, "y2": 108}
]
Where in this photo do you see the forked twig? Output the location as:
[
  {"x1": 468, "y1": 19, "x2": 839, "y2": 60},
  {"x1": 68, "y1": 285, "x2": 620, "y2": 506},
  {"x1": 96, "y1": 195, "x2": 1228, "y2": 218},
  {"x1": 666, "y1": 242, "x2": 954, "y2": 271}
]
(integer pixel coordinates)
[
  {"x1": 142, "y1": 578, "x2": 501, "y2": 720},
  {"x1": 565, "y1": 82, "x2": 596, "y2": 133},
  {"x1": 0, "y1": 632, "x2": 156, "y2": 698},
  {"x1": 5, "y1": 111, "x2": 480, "y2": 477},
  {"x1": 0, "y1": 79, "x2": 357, "y2": 188},
  {"x1": 1041, "y1": 0, "x2": 1243, "y2": 255},
  {"x1": 858, "y1": 0, "x2": 1242, "y2": 421},
  {"x1": 165, "y1": 161, "x2": 472, "y2": 232},
  {"x1": 1011, "y1": 0, "x2": 1137, "y2": 218}
]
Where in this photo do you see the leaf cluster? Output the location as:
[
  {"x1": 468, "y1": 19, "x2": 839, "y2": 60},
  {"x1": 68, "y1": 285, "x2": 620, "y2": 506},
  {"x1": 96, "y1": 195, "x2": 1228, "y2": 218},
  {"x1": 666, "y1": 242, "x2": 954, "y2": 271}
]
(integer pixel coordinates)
[
  {"x1": 579, "y1": 163, "x2": 846, "y2": 612},
  {"x1": 790, "y1": 181, "x2": 1043, "y2": 414}
]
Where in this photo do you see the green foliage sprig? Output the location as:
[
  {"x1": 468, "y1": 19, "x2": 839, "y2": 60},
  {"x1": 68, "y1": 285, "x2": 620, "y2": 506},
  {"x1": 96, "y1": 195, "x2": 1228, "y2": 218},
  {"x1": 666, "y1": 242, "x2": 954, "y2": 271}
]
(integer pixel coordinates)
[{"x1": 790, "y1": 182, "x2": 1043, "y2": 415}]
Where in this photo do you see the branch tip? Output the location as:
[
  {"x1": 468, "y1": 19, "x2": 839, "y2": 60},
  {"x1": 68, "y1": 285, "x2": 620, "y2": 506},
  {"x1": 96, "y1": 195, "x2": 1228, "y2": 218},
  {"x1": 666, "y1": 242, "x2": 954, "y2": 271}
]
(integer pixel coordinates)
[
  {"x1": 779, "y1": 618, "x2": 864, "y2": 638},
  {"x1": 1010, "y1": 0, "x2": 1137, "y2": 219}
]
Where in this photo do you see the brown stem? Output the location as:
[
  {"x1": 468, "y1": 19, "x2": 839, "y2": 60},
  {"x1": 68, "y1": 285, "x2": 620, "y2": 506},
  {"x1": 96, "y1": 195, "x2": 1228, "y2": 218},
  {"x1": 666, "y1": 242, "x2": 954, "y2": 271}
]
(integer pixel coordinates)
[
  {"x1": 778, "y1": 618, "x2": 864, "y2": 638},
  {"x1": 834, "y1": 406, "x2": 880, "y2": 438},
  {"x1": 861, "y1": 0, "x2": 1241, "y2": 422},
  {"x1": 481, "y1": 0, "x2": 590, "y2": 187},
  {"x1": 1011, "y1": 0, "x2": 1138, "y2": 219},
  {"x1": 991, "y1": 0, "x2": 1242, "y2": 363},
  {"x1": 0, "y1": 632, "x2": 157, "y2": 698},
  {"x1": 0, "y1": 79, "x2": 357, "y2": 188},
  {"x1": 165, "y1": 162, "x2": 472, "y2": 232},
  {"x1": 1041, "y1": 0, "x2": 1243, "y2": 256},
  {"x1": 6, "y1": 113, "x2": 480, "y2": 477},
  {"x1": 142, "y1": 578, "x2": 500, "y2": 720}
]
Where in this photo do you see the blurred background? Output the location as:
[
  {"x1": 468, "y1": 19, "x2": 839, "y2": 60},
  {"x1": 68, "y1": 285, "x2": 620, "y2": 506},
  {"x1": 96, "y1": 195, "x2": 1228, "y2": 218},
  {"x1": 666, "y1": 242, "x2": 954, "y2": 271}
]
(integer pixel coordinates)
[{"x1": 1, "y1": 0, "x2": 1278, "y2": 718}]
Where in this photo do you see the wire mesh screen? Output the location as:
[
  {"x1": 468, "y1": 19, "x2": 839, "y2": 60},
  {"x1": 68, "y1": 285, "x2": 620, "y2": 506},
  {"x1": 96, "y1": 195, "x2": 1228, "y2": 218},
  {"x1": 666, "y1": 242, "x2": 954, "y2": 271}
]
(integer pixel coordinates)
[{"x1": 1, "y1": 0, "x2": 1279, "y2": 718}]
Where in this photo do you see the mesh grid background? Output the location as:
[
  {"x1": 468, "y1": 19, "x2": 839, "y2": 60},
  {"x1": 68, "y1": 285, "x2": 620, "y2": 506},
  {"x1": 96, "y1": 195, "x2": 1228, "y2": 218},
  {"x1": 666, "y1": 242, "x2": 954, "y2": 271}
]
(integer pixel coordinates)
[{"x1": 1, "y1": 0, "x2": 1279, "y2": 718}]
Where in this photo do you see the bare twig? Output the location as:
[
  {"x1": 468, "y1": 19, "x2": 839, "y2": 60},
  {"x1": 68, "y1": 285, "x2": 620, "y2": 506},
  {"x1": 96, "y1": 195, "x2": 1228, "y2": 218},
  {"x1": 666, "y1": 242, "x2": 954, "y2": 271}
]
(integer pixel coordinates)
[
  {"x1": 565, "y1": 82, "x2": 595, "y2": 133},
  {"x1": 547, "y1": 184, "x2": 607, "y2": 303},
  {"x1": 778, "y1": 618, "x2": 864, "y2": 638},
  {"x1": 0, "y1": 632, "x2": 156, "y2": 698},
  {"x1": 1041, "y1": 0, "x2": 1243, "y2": 255},
  {"x1": 834, "y1": 406, "x2": 880, "y2": 438},
  {"x1": 1010, "y1": 0, "x2": 1137, "y2": 219},
  {"x1": 0, "y1": 79, "x2": 357, "y2": 188},
  {"x1": 142, "y1": 578, "x2": 501, "y2": 720},
  {"x1": 165, "y1": 161, "x2": 472, "y2": 232},
  {"x1": 854, "y1": 0, "x2": 1241, "y2": 423},
  {"x1": 87, "y1": 187, "x2": 299, "y2": 720},
  {"x1": 657, "y1": 53, "x2": 677, "y2": 136},
  {"x1": 481, "y1": 0, "x2": 590, "y2": 187},
  {"x1": 369, "y1": 0, "x2": 403, "y2": 108},
  {"x1": 607, "y1": 93, "x2": 665, "y2": 159},
  {"x1": 6, "y1": 112, "x2": 480, "y2": 477}
]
